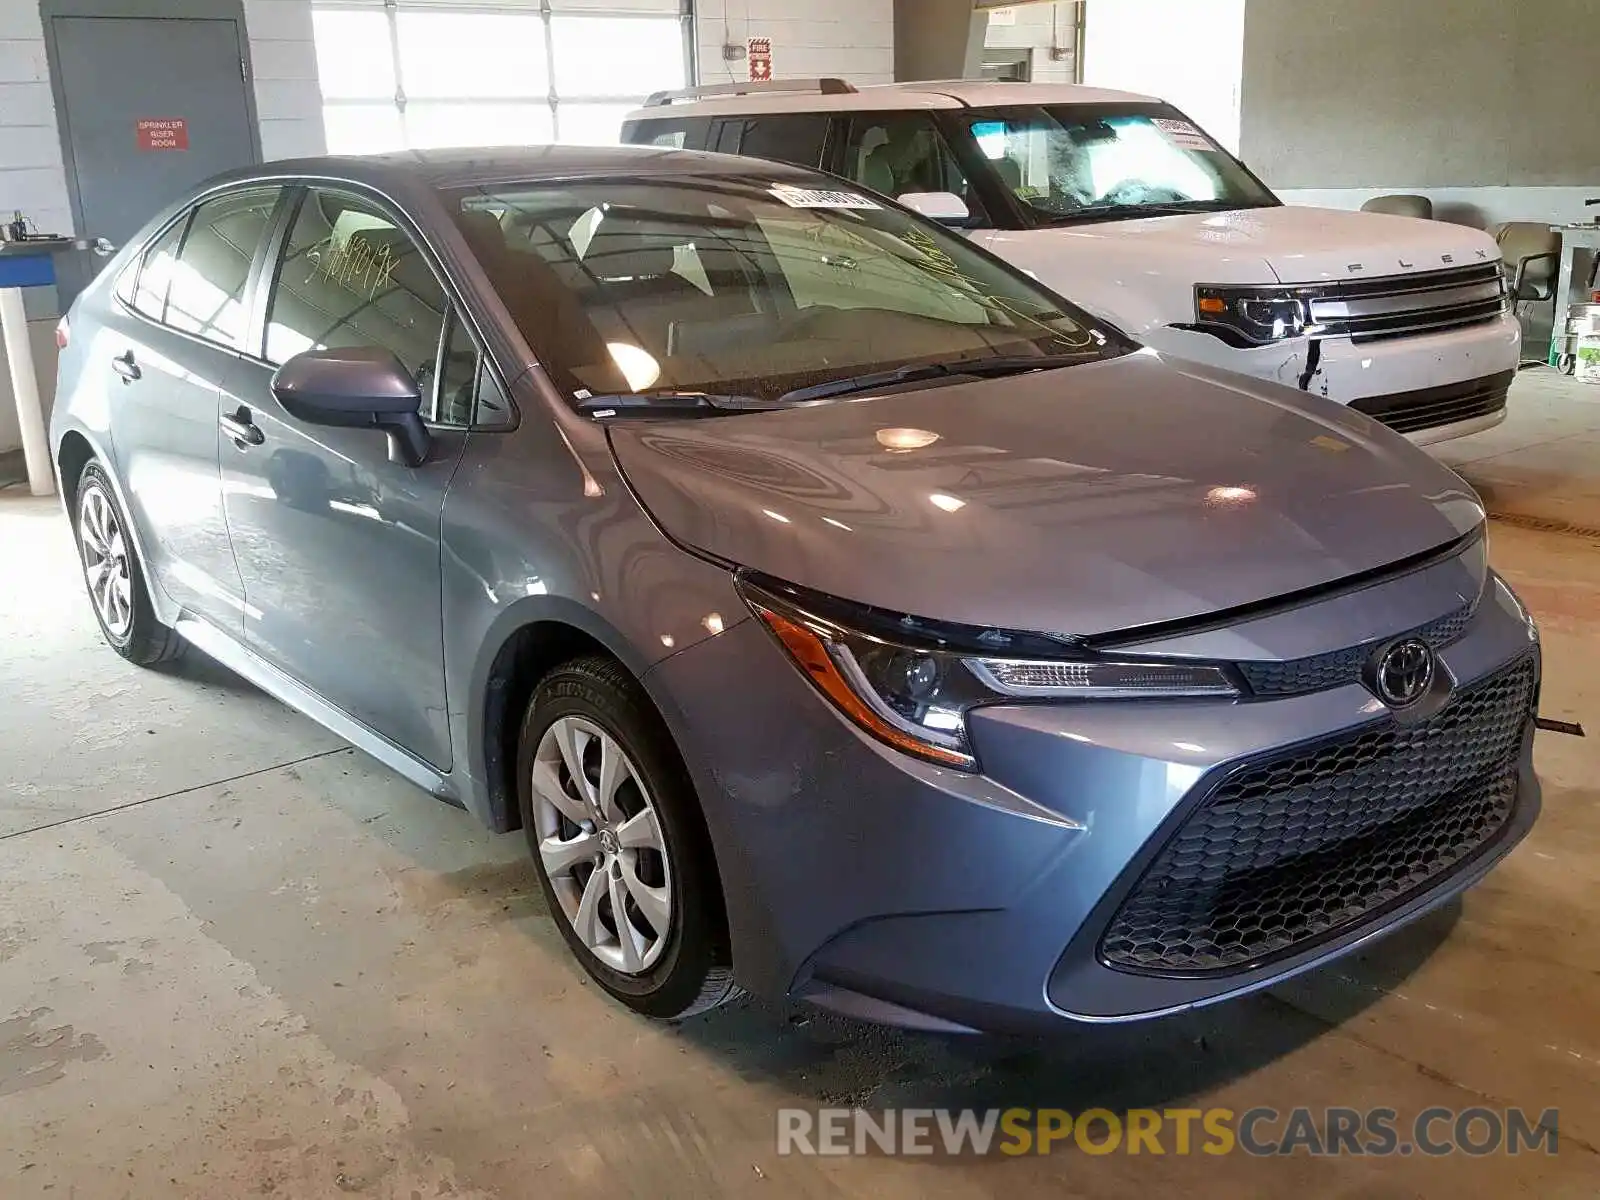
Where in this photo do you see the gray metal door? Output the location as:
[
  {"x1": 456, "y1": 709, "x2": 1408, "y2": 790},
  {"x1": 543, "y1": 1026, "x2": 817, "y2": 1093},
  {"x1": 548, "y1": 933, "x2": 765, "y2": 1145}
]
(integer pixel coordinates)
[{"x1": 51, "y1": 15, "x2": 258, "y2": 249}]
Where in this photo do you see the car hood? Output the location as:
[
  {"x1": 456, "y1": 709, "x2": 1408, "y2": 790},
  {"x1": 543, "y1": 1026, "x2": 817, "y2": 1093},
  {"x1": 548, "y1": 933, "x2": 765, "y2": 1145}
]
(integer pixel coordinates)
[
  {"x1": 608, "y1": 352, "x2": 1485, "y2": 638},
  {"x1": 1057, "y1": 204, "x2": 1501, "y2": 285}
]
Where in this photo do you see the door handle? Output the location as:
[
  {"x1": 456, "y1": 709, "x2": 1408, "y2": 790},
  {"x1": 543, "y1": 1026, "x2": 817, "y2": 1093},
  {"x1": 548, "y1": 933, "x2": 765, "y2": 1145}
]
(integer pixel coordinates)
[
  {"x1": 111, "y1": 351, "x2": 141, "y2": 383},
  {"x1": 220, "y1": 406, "x2": 265, "y2": 448}
]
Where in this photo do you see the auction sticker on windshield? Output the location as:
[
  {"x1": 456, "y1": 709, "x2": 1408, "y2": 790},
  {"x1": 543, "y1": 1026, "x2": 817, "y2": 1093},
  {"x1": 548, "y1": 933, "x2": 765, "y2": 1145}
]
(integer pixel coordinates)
[
  {"x1": 1152, "y1": 118, "x2": 1216, "y2": 152},
  {"x1": 770, "y1": 184, "x2": 881, "y2": 210}
]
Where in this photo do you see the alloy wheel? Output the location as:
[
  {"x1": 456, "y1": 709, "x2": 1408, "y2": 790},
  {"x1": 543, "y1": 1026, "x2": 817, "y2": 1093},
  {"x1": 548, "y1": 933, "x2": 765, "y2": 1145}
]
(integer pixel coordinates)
[
  {"x1": 530, "y1": 716, "x2": 674, "y2": 974},
  {"x1": 78, "y1": 483, "x2": 134, "y2": 639}
]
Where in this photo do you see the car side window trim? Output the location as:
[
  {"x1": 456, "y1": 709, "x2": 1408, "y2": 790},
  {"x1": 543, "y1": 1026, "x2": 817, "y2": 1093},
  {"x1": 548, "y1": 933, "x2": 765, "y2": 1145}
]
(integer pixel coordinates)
[
  {"x1": 249, "y1": 179, "x2": 519, "y2": 433},
  {"x1": 116, "y1": 212, "x2": 187, "y2": 321},
  {"x1": 432, "y1": 303, "x2": 516, "y2": 431},
  {"x1": 936, "y1": 108, "x2": 1052, "y2": 231},
  {"x1": 126, "y1": 212, "x2": 191, "y2": 323},
  {"x1": 436, "y1": 304, "x2": 471, "y2": 428},
  {"x1": 242, "y1": 187, "x2": 302, "y2": 363},
  {"x1": 429, "y1": 301, "x2": 454, "y2": 427},
  {"x1": 707, "y1": 118, "x2": 737, "y2": 155},
  {"x1": 932, "y1": 111, "x2": 1025, "y2": 231},
  {"x1": 820, "y1": 117, "x2": 850, "y2": 177}
]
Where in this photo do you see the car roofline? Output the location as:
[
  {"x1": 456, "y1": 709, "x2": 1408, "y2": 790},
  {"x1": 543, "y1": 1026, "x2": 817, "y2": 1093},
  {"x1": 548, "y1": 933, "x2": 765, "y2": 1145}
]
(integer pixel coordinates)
[
  {"x1": 623, "y1": 80, "x2": 1163, "y2": 122},
  {"x1": 166, "y1": 145, "x2": 837, "y2": 198}
]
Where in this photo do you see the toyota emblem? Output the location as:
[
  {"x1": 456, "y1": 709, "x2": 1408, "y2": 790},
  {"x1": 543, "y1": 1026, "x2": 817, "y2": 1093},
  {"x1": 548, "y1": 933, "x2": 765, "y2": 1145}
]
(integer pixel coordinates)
[{"x1": 1374, "y1": 639, "x2": 1435, "y2": 708}]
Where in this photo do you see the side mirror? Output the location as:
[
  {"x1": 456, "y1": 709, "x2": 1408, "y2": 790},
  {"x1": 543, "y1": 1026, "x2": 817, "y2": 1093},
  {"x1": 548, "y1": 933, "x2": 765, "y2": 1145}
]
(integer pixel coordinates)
[
  {"x1": 898, "y1": 191, "x2": 971, "y2": 226},
  {"x1": 271, "y1": 347, "x2": 430, "y2": 467}
]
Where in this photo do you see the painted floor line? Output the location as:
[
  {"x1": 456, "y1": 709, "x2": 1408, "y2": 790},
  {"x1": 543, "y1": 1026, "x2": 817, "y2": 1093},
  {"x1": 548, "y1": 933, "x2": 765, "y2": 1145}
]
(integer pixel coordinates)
[{"x1": 0, "y1": 746, "x2": 355, "y2": 843}]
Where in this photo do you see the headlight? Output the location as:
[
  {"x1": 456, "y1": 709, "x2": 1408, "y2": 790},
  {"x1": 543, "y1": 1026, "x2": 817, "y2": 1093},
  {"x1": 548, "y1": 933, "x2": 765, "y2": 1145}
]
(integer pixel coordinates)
[
  {"x1": 1194, "y1": 284, "x2": 1320, "y2": 345},
  {"x1": 740, "y1": 576, "x2": 1239, "y2": 771}
]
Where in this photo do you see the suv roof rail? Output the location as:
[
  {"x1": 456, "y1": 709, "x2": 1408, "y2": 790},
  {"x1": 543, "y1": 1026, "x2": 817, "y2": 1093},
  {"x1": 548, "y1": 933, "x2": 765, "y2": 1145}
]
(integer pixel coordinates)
[{"x1": 641, "y1": 78, "x2": 859, "y2": 108}]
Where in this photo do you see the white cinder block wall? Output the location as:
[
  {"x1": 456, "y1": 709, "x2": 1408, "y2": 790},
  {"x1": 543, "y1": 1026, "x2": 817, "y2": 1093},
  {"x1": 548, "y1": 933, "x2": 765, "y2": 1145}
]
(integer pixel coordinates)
[
  {"x1": 984, "y1": 2, "x2": 1078, "y2": 85},
  {"x1": 0, "y1": 1, "x2": 72, "y2": 243},
  {"x1": 0, "y1": 0, "x2": 324, "y2": 456},
  {"x1": 243, "y1": 0, "x2": 328, "y2": 163},
  {"x1": 694, "y1": 0, "x2": 896, "y2": 88}
]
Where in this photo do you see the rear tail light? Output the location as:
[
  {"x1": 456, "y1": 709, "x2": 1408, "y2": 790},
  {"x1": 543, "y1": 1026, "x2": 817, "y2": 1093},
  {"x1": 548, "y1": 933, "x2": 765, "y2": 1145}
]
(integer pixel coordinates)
[{"x1": 55, "y1": 315, "x2": 70, "y2": 349}]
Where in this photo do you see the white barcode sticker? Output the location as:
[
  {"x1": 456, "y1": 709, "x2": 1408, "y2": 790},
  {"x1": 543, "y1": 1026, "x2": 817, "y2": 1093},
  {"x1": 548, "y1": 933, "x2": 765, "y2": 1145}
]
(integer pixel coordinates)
[
  {"x1": 769, "y1": 184, "x2": 881, "y2": 210},
  {"x1": 1152, "y1": 118, "x2": 1217, "y2": 153}
]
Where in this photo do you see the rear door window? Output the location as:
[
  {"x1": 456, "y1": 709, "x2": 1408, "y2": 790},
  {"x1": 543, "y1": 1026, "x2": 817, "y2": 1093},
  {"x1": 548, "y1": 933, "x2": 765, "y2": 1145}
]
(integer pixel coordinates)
[
  {"x1": 163, "y1": 188, "x2": 283, "y2": 351},
  {"x1": 711, "y1": 115, "x2": 829, "y2": 167},
  {"x1": 129, "y1": 217, "x2": 190, "y2": 322}
]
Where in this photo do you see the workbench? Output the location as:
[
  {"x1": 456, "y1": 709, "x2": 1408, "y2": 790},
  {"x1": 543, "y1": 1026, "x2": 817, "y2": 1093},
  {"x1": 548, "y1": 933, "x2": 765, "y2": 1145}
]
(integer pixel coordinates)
[{"x1": 1547, "y1": 223, "x2": 1600, "y2": 368}]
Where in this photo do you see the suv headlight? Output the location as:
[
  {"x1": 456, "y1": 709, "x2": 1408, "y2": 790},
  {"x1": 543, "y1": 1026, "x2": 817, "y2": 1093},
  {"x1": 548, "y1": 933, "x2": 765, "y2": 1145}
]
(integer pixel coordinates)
[
  {"x1": 1194, "y1": 284, "x2": 1321, "y2": 346},
  {"x1": 740, "y1": 575, "x2": 1239, "y2": 771}
]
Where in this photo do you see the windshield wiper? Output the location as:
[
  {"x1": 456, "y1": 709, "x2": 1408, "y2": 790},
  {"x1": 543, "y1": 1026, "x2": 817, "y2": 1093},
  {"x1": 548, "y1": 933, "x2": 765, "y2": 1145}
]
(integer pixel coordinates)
[
  {"x1": 1049, "y1": 199, "x2": 1240, "y2": 222},
  {"x1": 778, "y1": 355, "x2": 1085, "y2": 404},
  {"x1": 576, "y1": 390, "x2": 784, "y2": 417}
]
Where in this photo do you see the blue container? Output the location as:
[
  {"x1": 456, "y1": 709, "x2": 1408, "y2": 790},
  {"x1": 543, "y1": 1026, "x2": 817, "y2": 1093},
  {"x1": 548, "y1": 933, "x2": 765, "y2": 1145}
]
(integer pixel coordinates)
[{"x1": 0, "y1": 247, "x2": 60, "y2": 289}]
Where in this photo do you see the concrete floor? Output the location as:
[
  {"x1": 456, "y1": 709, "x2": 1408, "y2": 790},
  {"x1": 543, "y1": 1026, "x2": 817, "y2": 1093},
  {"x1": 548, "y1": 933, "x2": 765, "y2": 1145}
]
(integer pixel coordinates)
[{"x1": 3, "y1": 373, "x2": 1599, "y2": 1197}]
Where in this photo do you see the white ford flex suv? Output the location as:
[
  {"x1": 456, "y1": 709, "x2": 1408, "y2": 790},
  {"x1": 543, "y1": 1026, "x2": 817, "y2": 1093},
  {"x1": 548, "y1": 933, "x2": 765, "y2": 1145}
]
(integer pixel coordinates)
[{"x1": 623, "y1": 80, "x2": 1518, "y2": 445}]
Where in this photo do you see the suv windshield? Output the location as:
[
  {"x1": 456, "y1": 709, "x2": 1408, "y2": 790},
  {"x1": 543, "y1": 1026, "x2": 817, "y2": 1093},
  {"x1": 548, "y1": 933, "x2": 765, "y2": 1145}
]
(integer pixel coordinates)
[
  {"x1": 446, "y1": 176, "x2": 1131, "y2": 407},
  {"x1": 962, "y1": 107, "x2": 1278, "y2": 224}
]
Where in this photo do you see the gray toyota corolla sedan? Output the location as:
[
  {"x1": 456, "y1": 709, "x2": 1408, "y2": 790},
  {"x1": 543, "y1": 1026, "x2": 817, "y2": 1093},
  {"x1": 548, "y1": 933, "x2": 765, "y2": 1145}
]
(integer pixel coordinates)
[{"x1": 51, "y1": 147, "x2": 1540, "y2": 1033}]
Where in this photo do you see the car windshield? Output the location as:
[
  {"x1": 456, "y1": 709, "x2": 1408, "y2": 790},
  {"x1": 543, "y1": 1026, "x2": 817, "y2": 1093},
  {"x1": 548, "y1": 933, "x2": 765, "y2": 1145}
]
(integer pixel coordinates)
[
  {"x1": 963, "y1": 106, "x2": 1279, "y2": 224},
  {"x1": 445, "y1": 176, "x2": 1132, "y2": 406}
]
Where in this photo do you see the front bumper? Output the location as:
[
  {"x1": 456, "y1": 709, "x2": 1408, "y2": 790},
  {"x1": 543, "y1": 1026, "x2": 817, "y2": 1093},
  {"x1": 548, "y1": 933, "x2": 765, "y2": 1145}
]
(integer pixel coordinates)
[
  {"x1": 1150, "y1": 312, "x2": 1521, "y2": 445},
  {"x1": 644, "y1": 562, "x2": 1541, "y2": 1035}
]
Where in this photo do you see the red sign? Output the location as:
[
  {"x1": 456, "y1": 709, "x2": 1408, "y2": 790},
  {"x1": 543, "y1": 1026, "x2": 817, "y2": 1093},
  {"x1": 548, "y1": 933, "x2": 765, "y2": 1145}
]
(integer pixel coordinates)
[
  {"x1": 136, "y1": 118, "x2": 189, "y2": 152},
  {"x1": 748, "y1": 37, "x2": 773, "y2": 83}
]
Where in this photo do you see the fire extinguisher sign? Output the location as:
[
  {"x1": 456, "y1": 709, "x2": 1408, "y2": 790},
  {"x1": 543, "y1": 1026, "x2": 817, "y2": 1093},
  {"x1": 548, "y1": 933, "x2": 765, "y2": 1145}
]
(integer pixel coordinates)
[{"x1": 748, "y1": 37, "x2": 773, "y2": 83}]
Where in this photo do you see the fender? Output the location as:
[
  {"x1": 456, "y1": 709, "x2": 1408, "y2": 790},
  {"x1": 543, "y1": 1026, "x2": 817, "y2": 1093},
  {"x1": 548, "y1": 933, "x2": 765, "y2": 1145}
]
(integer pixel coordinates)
[
  {"x1": 458, "y1": 592, "x2": 667, "y2": 832},
  {"x1": 51, "y1": 421, "x2": 180, "y2": 629}
]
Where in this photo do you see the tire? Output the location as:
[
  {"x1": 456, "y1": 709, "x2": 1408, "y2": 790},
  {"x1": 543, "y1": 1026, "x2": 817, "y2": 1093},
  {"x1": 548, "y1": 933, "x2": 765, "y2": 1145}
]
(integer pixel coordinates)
[
  {"x1": 73, "y1": 462, "x2": 185, "y2": 666},
  {"x1": 517, "y1": 655, "x2": 739, "y2": 1019}
]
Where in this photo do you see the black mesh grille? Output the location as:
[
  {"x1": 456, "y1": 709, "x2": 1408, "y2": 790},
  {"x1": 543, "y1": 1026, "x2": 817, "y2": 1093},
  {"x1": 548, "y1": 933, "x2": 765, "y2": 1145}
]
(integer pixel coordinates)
[
  {"x1": 1350, "y1": 371, "x2": 1512, "y2": 434},
  {"x1": 1100, "y1": 655, "x2": 1535, "y2": 975},
  {"x1": 1238, "y1": 601, "x2": 1476, "y2": 698}
]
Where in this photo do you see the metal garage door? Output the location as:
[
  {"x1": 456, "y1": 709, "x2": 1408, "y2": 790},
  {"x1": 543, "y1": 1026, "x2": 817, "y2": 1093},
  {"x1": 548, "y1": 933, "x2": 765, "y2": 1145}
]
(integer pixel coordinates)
[{"x1": 311, "y1": 0, "x2": 692, "y2": 153}]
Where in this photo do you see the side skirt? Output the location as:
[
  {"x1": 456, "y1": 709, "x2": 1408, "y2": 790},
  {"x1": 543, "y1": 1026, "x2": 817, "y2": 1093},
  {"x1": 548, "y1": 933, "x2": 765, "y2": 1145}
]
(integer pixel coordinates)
[{"x1": 174, "y1": 615, "x2": 459, "y2": 804}]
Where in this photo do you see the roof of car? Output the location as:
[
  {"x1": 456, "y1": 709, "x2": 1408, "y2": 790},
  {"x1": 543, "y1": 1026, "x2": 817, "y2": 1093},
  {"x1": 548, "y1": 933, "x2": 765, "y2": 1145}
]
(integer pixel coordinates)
[
  {"x1": 224, "y1": 144, "x2": 825, "y2": 192},
  {"x1": 624, "y1": 79, "x2": 1163, "y2": 121},
  {"x1": 871, "y1": 80, "x2": 1161, "y2": 106}
]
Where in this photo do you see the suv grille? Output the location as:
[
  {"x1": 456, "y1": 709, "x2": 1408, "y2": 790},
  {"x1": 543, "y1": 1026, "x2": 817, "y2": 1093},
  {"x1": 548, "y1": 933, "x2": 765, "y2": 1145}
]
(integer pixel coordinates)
[
  {"x1": 1100, "y1": 655, "x2": 1535, "y2": 975},
  {"x1": 1350, "y1": 370, "x2": 1511, "y2": 436},
  {"x1": 1238, "y1": 599, "x2": 1475, "y2": 698},
  {"x1": 1307, "y1": 263, "x2": 1507, "y2": 344}
]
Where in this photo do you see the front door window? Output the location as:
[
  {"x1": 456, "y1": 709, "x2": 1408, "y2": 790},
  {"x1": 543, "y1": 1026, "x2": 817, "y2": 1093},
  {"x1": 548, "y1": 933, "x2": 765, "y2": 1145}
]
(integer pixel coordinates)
[
  {"x1": 264, "y1": 190, "x2": 448, "y2": 419},
  {"x1": 839, "y1": 114, "x2": 987, "y2": 227}
]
